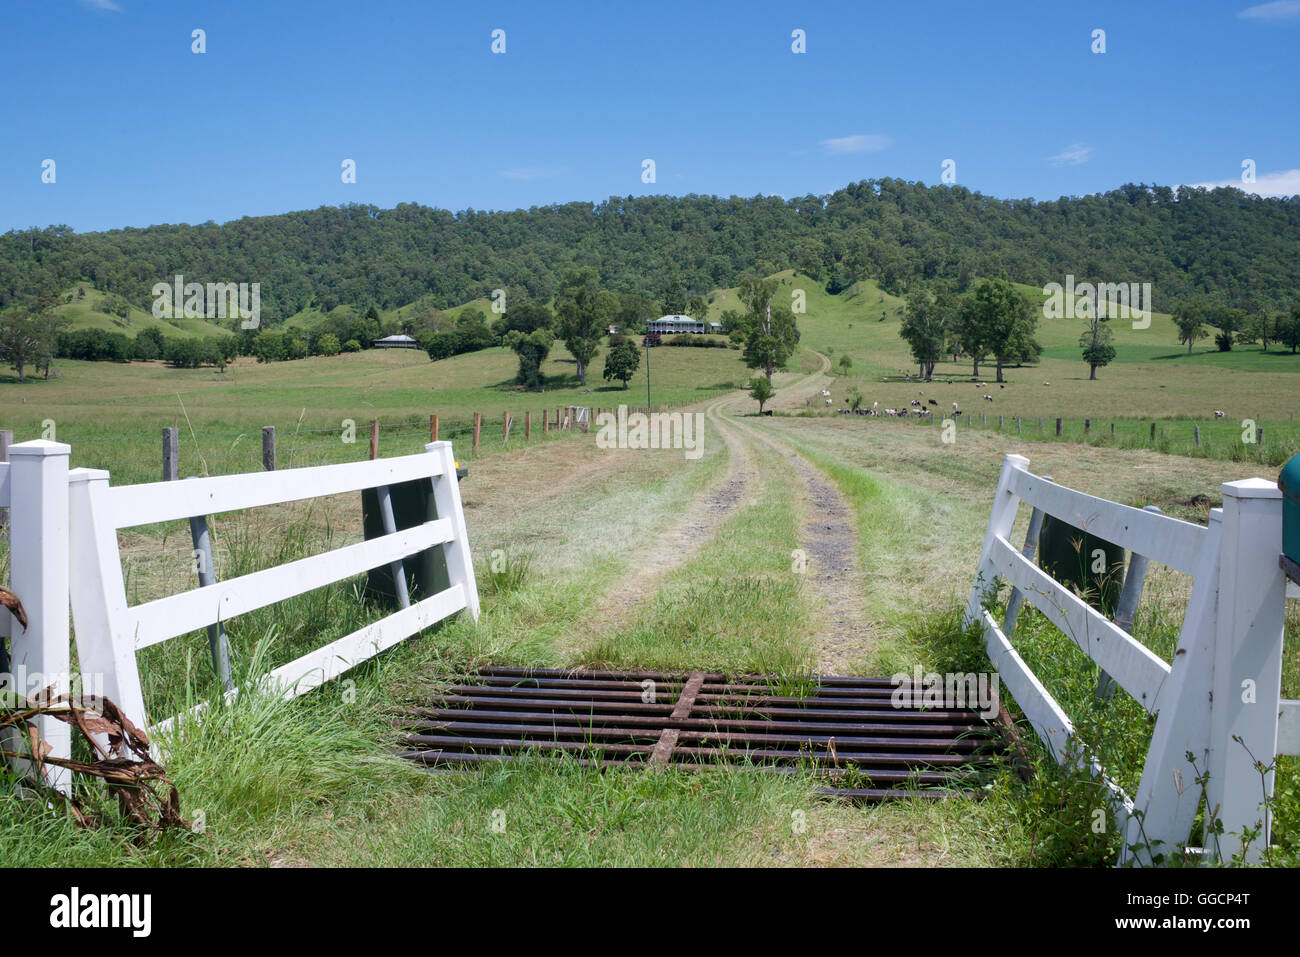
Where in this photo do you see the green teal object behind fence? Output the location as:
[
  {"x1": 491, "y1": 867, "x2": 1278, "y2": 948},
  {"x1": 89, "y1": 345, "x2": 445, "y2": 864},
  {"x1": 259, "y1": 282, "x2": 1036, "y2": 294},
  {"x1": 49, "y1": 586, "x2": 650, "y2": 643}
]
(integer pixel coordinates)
[{"x1": 1281, "y1": 453, "x2": 1300, "y2": 571}]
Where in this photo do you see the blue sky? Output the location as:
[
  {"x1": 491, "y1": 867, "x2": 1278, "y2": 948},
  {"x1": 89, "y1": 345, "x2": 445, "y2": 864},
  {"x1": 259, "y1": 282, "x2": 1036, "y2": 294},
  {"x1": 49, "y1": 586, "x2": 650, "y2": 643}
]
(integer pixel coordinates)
[{"x1": 2, "y1": 0, "x2": 1298, "y2": 233}]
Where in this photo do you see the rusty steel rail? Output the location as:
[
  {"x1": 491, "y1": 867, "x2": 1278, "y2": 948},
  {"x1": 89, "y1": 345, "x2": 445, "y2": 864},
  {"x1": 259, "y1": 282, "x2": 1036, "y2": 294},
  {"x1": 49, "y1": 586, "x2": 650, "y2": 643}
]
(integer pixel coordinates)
[{"x1": 394, "y1": 666, "x2": 1007, "y2": 802}]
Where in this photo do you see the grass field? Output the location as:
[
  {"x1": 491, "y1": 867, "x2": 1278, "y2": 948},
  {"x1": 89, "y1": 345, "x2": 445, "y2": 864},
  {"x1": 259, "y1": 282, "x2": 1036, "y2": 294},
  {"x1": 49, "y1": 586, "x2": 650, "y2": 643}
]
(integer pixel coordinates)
[
  {"x1": 2, "y1": 274, "x2": 1298, "y2": 868},
  {"x1": 0, "y1": 339, "x2": 760, "y2": 485}
]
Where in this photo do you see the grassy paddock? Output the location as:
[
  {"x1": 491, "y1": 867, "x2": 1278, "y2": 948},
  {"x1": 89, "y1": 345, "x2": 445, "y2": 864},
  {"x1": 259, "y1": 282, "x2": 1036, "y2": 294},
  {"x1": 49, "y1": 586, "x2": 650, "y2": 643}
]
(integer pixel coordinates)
[{"x1": 743, "y1": 415, "x2": 1300, "y2": 864}]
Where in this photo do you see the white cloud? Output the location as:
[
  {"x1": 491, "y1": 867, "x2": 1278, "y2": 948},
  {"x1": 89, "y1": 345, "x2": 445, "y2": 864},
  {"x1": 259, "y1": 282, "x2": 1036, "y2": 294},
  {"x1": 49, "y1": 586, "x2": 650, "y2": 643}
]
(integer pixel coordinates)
[
  {"x1": 79, "y1": 0, "x2": 121, "y2": 10},
  {"x1": 819, "y1": 134, "x2": 894, "y2": 154},
  {"x1": 1183, "y1": 168, "x2": 1300, "y2": 198},
  {"x1": 1048, "y1": 143, "x2": 1095, "y2": 166},
  {"x1": 1238, "y1": 1, "x2": 1300, "y2": 20},
  {"x1": 497, "y1": 166, "x2": 567, "y2": 181}
]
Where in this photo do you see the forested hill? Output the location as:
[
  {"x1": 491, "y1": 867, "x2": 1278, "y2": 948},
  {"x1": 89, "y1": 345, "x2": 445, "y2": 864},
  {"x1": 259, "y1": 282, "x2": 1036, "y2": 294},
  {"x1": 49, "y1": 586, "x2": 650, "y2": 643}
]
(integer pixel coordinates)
[{"x1": 3, "y1": 179, "x2": 1297, "y2": 324}]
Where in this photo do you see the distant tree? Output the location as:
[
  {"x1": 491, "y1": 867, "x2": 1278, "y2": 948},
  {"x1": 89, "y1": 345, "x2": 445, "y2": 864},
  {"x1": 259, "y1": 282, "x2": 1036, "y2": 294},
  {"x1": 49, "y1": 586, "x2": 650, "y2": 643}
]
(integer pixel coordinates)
[
  {"x1": 1172, "y1": 297, "x2": 1208, "y2": 354},
  {"x1": 735, "y1": 273, "x2": 799, "y2": 386},
  {"x1": 554, "y1": 269, "x2": 614, "y2": 386},
  {"x1": 719, "y1": 309, "x2": 746, "y2": 340},
  {"x1": 134, "y1": 325, "x2": 166, "y2": 360},
  {"x1": 425, "y1": 332, "x2": 459, "y2": 361},
  {"x1": 616, "y1": 292, "x2": 658, "y2": 332},
  {"x1": 957, "y1": 279, "x2": 1037, "y2": 381},
  {"x1": 847, "y1": 385, "x2": 864, "y2": 411},
  {"x1": 289, "y1": 338, "x2": 309, "y2": 359},
  {"x1": 837, "y1": 354, "x2": 853, "y2": 376},
  {"x1": 663, "y1": 279, "x2": 688, "y2": 315},
  {"x1": 602, "y1": 339, "x2": 640, "y2": 389},
  {"x1": 492, "y1": 300, "x2": 552, "y2": 338},
  {"x1": 316, "y1": 333, "x2": 341, "y2": 356},
  {"x1": 686, "y1": 294, "x2": 710, "y2": 323},
  {"x1": 0, "y1": 307, "x2": 37, "y2": 382},
  {"x1": 343, "y1": 338, "x2": 362, "y2": 352},
  {"x1": 252, "y1": 329, "x2": 289, "y2": 362},
  {"x1": 899, "y1": 288, "x2": 947, "y2": 381},
  {"x1": 1209, "y1": 304, "x2": 1245, "y2": 352},
  {"x1": 163, "y1": 337, "x2": 214, "y2": 369},
  {"x1": 1278, "y1": 306, "x2": 1300, "y2": 354},
  {"x1": 453, "y1": 307, "x2": 494, "y2": 352},
  {"x1": 1079, "y1": 316, "x2": 1116, "y2": 379},
  {"x1": 504, "y1": 328, "x2": 553, "y2": 389},
  {"x1": 749, "y1": 375, "x2": 775, "y2": 413}
]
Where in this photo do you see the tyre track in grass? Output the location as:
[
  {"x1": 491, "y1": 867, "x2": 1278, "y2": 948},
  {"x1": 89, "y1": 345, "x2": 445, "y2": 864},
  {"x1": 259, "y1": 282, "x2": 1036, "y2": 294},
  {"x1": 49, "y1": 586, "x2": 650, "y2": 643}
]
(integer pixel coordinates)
[
  {"x1": 559, "y1": 395, "x2": 760, "y2": 659},
  {"x1": 585, "y1": 348, "x2": 845, "y2": 646},
  {"x1": 723, "y1": 353, "x2": 870, "y2": 674}
]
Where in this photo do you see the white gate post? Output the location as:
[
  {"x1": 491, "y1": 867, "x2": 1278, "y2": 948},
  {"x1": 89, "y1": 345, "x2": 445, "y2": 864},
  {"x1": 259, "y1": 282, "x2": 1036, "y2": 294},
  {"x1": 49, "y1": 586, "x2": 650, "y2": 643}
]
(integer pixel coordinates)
[
  {"x1": 6, "y1": 439, "x2": 71, "y2": 793},
  {"x1": 427, "y1": 442, "x2": 480, "y2": 621},
  {"x1": 1205, "y1": 478, "x2": 1286, "y2": 863},
  {"x1": 67, "y1": 468, "x2": 148, "y2": 743},
  {"x1": 1123, "y1": 509, "x2": 1222, "y2": 866},
  {"x1": 963, "y1": 453, "x2": 1029, "y2": 627}
]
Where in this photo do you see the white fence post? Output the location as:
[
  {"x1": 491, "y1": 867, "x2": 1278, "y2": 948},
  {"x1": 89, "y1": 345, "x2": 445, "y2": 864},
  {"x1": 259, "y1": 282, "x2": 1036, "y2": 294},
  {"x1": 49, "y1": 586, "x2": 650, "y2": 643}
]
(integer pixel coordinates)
[
  {"x1": 427, "y1": 441, "x2": 479, "y2": 622},
  {"x1": 1205, "y1": 478, "x2": 1286, "y2": 863},
  {"x1": 67, "y1": 468, "x2": 148, "y2": 741},
  {"x1": 1122, "y1": 509, "x2": 1222, "y2": 866},
  {"x1": 964, "y1": 453, "x2": 1029, "y2": 627},
  {"x1": 6, "y1": 439, "x2": 71, "y2": 793}
]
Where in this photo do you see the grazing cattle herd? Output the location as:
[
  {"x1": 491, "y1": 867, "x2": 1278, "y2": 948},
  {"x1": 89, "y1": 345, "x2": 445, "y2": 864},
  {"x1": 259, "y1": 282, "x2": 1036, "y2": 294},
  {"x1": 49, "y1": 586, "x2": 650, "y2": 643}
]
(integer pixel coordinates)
[{"x1": 814, "y1": 375, "x2": 1228, "y2": 423}]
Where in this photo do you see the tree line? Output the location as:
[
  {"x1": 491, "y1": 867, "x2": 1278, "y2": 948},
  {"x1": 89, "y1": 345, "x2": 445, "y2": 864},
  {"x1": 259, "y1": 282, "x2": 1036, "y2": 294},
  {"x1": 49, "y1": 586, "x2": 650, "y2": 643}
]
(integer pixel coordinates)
[{"x1": 2, "y1": 179, "x2": 1297, "y2": 327}]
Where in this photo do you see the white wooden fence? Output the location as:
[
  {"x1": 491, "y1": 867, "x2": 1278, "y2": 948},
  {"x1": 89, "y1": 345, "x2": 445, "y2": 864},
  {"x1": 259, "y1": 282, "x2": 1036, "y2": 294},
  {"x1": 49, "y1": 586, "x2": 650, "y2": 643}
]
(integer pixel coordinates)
[
  {"x1": 1, "y1": 439, "x2": 477, "y2": 788},
  {"x1": 966, "y1": 452, "x2": 1297, "y2": 865}
]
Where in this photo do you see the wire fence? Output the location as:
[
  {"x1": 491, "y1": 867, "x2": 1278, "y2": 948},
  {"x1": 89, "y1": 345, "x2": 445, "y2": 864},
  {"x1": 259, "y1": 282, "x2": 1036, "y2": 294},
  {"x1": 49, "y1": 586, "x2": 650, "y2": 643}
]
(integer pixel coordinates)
[
  {"x1": 822, "y1": 408, "x2": 1300, "y2": 468},
  {"x1": 0, "y1": 407, "x2": 631, "y2": 489}
]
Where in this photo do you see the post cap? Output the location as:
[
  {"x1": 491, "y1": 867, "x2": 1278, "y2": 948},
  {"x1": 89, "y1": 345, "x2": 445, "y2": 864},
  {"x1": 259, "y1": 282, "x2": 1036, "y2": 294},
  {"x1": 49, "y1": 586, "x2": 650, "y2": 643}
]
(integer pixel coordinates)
[
  {"x1": 1221, "y1": 477, "x2": 1282, "y2": 499},
  {"x1": 7, "y1": 439, "x2": 71, "y2": 456}
]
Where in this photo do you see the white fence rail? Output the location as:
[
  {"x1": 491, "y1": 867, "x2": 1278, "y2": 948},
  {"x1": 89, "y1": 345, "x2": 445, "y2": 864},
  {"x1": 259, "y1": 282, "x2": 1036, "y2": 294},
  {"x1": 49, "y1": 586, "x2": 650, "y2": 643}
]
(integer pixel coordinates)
[
  {"x1": 1, "y1": 439, "x2": 478, "y2": 789},
  {"x1": 966, "y1": 453, "x2": 1292, "y2": 865}
]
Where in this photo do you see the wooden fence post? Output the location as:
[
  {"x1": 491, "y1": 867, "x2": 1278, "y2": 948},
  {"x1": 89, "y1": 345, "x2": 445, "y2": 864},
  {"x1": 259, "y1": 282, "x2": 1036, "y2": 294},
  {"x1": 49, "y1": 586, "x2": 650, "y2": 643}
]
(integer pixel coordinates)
[
  {"x1": 1194, "y1": 425, "x2": 1201, "y2": 448},
  {"x1": 1055, "y1": 417, "x2": 1062, "y2": 437},
  {"x1": 6, "y1": 440, "x2": 72, "y2": 793},
  {"x1": 1150, "y1": 422, "x2": 1156, "y2": 442},
  {"x1": 369, "y1": 419, "x2": 379, "y2": 460},
  {"x1": 998, "y1": 415, "x2": 1003, "y2": 430},
  {"x1": 430, "y1": 414, "x2": 439, "y2": 443},
  {"x1": 164, "y1": 445, "x2": 232, "y2": 690},
  {"x1": 163, "y1": 426, "x2": 179, "y2": 481},
  {"x1": 1085, "y1": 418, "x2": 1091, "y2": 435},
  {"x1": 525, "y1": 411, "x2": 531, "y2": 440},
  {"x1": 1038, "y1": 418, "x2": 1043, "y2": 432},
  {"x1": 542, "y1": 411, "x2": 549, "y2": 436},
  {"x1": 473, "y1": 413, "x2": 482, "y2": 453},
  {"x1": 1111, "y1": 422, "x2": 1115, "y2": 438},
  {"x1": 262, "y1": 426, "x2": 276, "y2": 471}
]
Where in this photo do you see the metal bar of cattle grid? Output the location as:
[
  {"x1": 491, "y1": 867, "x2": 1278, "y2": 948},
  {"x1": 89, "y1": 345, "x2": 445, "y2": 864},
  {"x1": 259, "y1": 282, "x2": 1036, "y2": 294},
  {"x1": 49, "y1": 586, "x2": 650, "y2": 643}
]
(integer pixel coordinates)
[{"x1": 396, "y1": 667, "x2": 1007, "y2": 800}]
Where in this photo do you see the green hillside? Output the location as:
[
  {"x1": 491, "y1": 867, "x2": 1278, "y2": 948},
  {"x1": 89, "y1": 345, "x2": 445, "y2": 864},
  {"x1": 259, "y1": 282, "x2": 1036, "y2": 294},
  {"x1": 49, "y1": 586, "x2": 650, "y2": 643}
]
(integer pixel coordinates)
[{"x1": 54, "y1": 285, "x2": 236, "y2": 339}]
